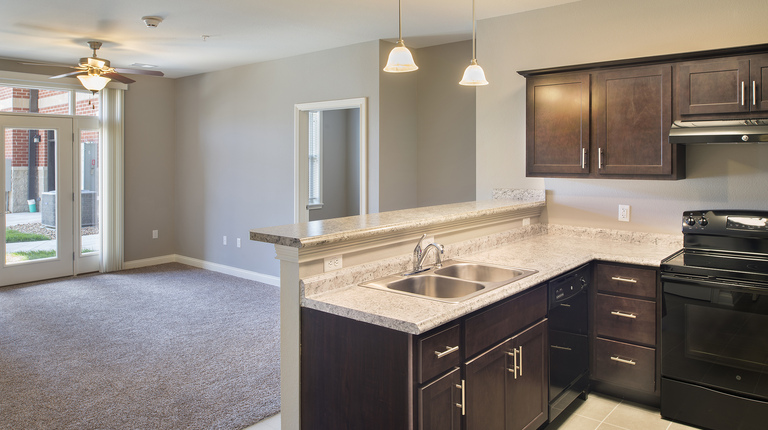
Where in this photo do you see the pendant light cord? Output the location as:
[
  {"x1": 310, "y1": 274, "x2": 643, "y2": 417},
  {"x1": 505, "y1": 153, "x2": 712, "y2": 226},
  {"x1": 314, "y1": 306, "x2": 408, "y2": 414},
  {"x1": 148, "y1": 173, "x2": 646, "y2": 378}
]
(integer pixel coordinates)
[
  {"x1": 398, "y1": 0, "x2": 403, "y2": 42},
  {"x1": 472, "y1": 0, "x2": 477, "y2": 60}
]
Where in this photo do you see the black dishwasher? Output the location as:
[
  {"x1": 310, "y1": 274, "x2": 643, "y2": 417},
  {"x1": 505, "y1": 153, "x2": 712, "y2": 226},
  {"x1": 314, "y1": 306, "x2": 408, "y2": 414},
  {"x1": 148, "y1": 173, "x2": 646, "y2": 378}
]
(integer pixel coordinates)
[{"x1": 548, "y1": 264, "x2": 590, "y2": 422}]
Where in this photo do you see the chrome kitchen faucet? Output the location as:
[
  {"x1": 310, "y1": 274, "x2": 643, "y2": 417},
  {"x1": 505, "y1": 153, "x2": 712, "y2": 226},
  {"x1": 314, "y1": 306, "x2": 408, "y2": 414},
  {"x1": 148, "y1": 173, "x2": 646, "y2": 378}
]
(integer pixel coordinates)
[{"x1": 408, "y1": 233, "x2": 444, "y2": 275}]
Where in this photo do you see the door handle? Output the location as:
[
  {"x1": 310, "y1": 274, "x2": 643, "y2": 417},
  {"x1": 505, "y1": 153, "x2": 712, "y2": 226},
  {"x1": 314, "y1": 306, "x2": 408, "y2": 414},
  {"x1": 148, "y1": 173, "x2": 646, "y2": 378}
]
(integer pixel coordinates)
[
  {"x1": 598, "y1": 148, "x2": 603, "y2": 169},
  {"x1": 742, "y1": 81, "x2": 746, "y2": 106},
  {"x1": 754, "y1": 81, "x2": 757, "y2": 106},
  {"x1": 611, "y1": 276, "x2": 637, "y2": 283},
  {"x1": 506, "y1": 349, "x2": 520, "y2": 379},
  {"x1": 551, "y1": 345, "x2": 573, "y2": 351},
  {"x1": 455, "y1": 379, "x2": 465, "y2": 415},
  {"x1": 582, "y1": 147, "x2": 587, "y2": 169}
]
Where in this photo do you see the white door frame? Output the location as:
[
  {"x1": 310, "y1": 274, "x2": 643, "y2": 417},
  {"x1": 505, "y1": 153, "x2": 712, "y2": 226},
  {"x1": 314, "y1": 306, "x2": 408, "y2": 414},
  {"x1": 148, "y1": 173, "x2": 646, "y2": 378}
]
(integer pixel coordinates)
[
  {"x1": 1, "y1": 114, "x2": 74, "y2": 286},
  {"x1": 294, "y1": 97, "x2": 367, "y2": 223}
]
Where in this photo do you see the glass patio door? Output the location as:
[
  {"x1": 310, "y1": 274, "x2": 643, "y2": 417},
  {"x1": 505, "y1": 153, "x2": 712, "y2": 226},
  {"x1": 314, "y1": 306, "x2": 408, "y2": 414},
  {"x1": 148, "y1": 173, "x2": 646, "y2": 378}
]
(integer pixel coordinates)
[{"x1": 2, "y1": 115, "x2": 74, "y2": 286}]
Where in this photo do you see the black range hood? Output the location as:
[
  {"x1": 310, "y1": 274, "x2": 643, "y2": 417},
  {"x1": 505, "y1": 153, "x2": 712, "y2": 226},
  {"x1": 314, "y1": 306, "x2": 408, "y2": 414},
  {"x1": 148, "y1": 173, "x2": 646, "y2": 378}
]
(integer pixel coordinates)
[{"x1": 669, "y1": 120, "x2": 768, "y2": 144}]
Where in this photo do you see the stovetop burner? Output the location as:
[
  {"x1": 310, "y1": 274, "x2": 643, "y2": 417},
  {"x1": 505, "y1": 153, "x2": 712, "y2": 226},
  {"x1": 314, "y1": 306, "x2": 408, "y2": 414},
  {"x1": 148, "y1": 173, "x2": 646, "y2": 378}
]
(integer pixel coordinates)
[{"x1": 662, "y1": 210, "x2": 768, "y2": 285}]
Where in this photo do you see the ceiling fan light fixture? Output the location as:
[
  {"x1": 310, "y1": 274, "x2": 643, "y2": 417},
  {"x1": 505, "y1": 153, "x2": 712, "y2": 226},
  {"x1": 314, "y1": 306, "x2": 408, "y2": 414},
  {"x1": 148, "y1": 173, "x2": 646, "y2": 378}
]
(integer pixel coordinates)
[
  {"x1": 383, "y1": 0, "x2": 418, "y2": 73},
  {"x1": 77, "y1": 73, "x2": 111, "y2": 93}
]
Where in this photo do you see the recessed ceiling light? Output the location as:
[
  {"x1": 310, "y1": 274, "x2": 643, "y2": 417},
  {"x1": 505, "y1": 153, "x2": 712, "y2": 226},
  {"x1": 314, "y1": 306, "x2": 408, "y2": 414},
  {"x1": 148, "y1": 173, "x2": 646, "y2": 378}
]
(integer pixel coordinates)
[{"x1": 131, "y1": 63, "x2": 159, "y2": 69}]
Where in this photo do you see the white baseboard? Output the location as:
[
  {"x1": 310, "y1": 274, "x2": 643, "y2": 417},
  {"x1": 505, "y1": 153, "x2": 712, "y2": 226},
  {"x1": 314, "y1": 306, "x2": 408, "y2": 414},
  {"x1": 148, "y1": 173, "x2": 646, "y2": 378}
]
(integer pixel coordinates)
[{"x1": 123, "y1": 254, "x2": 280, "y2": 287}]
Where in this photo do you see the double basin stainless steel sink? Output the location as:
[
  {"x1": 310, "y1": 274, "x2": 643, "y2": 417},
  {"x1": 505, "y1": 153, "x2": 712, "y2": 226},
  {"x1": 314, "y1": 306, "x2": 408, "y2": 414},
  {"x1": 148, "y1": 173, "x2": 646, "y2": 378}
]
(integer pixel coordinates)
[{"x1": 359, "y1": 259, "x2": 537, "y2": 303}]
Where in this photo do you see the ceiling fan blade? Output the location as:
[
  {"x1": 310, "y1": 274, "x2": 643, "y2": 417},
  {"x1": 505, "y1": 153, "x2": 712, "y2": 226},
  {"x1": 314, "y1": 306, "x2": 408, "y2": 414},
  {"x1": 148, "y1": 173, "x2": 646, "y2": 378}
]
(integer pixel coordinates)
[
  {"x1": 20, "y1": 61, "x2": 78, "y2": 68},
  {"x1": 113, "y1": 68, "x2": 165, "y2": 77},
  {"x1": 50, "y1": 71, "x2": 86, "y2": 79},
  {"x1": 103, "y1": 72, "x2": 135, "y2": 84}
]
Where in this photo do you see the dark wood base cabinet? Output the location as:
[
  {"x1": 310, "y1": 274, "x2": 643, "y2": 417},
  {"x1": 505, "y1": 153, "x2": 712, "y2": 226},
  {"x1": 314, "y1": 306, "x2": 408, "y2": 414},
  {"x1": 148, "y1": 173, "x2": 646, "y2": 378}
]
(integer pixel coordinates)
[
  {"x1": 466, "y1": 320, "x2": 548, "y2": 430},
  {"x1": 301, "y1": 285, "x2": 549, "y2": 430}
]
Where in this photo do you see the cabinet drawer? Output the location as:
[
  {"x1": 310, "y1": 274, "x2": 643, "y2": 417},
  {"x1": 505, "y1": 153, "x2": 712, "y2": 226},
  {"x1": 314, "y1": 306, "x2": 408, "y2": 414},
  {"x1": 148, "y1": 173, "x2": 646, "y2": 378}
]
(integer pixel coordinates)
[
  {"x1": 596, "y1": 263, "x2": 657, "y2": 299},
  {"x1": 418, "y1": 323, "x2": 461, "y2": 383},
  {"x1": 464, "y1": 285, "x2": 547, "y2": 359},
  {"x1": 596, "y1": 293, "x2": 656, "y2": 346},
  {"x1": 594, "y1": 338, "x2": 655, "y2": 393}
]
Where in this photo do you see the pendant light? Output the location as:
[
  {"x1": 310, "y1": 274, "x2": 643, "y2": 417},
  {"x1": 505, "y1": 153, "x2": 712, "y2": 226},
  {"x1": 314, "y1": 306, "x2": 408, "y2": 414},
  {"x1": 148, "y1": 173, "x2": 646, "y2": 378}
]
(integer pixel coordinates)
[
  {"x1": 383, "y1": 0, "x2": 418, "y2": 73},
  {"x1": 459, "y1": 0, "x2": 488, "y2": 86}
]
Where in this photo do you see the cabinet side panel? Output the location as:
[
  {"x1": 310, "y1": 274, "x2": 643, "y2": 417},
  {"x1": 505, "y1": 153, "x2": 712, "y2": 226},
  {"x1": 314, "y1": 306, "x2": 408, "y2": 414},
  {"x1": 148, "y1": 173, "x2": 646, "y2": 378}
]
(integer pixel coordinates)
[{"x1": 301, "y1": 308, "x2": 412, "y2": 430}]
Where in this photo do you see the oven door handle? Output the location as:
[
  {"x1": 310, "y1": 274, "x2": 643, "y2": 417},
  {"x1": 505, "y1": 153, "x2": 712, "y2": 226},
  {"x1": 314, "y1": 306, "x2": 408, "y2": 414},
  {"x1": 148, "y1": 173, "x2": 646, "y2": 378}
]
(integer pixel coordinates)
[{"x1": 662, "y1": 273, "x2": 768, "y2": 294}]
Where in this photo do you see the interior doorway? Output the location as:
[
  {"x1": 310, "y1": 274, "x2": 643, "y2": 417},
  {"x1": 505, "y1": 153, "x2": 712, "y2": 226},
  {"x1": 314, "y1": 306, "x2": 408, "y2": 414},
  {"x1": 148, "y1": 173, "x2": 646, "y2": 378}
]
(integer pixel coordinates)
[{"x1": 294, "y1": 98, "x2": 367, "y2": 223}]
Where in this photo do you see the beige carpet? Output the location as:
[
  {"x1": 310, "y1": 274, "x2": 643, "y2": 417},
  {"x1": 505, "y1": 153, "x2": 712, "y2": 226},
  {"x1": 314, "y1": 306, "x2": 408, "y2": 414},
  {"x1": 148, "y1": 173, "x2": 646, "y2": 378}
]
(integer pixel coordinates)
[{"x1": 0, "y1": 263, "x2": 280, "y2": 430}]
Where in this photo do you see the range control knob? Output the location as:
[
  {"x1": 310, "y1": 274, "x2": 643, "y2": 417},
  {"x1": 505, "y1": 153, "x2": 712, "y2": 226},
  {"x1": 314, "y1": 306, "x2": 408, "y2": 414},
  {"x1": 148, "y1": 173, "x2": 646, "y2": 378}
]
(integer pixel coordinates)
[
  {"x1": 698, "y1": 216, "x2": 708, "y2": 227},
  {"x1": 685, "y1": 216, "x2": 696, "y2": 226}
]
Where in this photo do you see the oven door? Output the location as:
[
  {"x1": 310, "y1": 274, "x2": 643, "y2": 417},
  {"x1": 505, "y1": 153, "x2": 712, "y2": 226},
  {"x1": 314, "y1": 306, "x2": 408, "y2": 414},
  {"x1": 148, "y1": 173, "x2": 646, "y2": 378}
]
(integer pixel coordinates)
[{"x1": 661, "y1": 274, "x2": 768, "y2": 401}]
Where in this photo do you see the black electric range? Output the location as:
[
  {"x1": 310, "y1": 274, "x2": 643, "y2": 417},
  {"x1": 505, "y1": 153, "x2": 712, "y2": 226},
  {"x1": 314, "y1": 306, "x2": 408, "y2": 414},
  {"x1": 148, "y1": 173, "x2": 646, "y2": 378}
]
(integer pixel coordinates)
[{"x1": 660, "y1": 210, "x2": 768, "y2": 430}]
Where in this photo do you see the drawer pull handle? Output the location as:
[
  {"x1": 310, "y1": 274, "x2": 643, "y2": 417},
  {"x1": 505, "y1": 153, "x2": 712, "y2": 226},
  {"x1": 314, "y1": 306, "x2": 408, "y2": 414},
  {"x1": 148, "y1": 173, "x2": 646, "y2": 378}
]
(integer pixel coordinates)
[
  {"x1": 610, "y1": 356, "x2": 637, "y2": 366},
  {"x1": 435, "y1": 345, "x2": 459, "y2": 359},
  {"x1": 611, "y1": 276, "x2": 637, "y2": 283},
  {"x1": 551, "y1": 345, "x2": 573, "y2": 351},
  {"x1": 611, "y1": 310, "x2": 637, "y2": 319}
]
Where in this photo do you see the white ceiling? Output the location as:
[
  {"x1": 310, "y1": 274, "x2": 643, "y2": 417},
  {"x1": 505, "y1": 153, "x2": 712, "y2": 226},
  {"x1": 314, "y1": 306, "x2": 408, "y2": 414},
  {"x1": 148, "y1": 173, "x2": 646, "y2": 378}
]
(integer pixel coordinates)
[{"x1": 0, "y1": 0, "x2": 579, "y2": 79}]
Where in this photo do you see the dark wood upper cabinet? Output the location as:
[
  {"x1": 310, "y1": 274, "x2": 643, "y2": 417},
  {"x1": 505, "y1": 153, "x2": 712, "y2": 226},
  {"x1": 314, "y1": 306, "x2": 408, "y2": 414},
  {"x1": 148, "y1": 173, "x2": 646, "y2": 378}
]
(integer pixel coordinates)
[
  {"x1": 593, "y1": 65, "x2": 674, "y2": 176},
  {"x1": 526, "y1": 73, "x2": 590, "y2": 177},
  {"x1": 752, "y1": 55, "x2": 768, "y2": 112},
  {"x1": 677, "y1": 53, "x2": 768, "y2": 118}
]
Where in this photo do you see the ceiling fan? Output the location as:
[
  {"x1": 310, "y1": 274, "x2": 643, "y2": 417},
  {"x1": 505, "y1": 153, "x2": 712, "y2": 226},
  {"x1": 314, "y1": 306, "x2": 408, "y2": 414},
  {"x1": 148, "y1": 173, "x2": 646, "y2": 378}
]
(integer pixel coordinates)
[{"x1": 23, "y1": 41, "x2": 164, "y2": 93}]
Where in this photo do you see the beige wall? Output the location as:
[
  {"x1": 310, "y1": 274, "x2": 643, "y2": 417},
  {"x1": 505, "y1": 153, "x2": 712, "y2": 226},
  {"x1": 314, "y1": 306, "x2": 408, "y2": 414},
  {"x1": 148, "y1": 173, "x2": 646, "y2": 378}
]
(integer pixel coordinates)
[
  {"x1": 477, "y1": 0, "x2": 768, "y2": 234},
  {"x1": 417, "y1": 40, "x2": 476, "y2": 207}
]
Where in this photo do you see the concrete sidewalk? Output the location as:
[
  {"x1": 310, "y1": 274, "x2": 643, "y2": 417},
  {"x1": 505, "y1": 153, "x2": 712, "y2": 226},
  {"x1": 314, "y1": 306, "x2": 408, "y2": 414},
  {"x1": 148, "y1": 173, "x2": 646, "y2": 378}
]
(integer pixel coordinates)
[
  {"x1": 5, "y1": 212, "x2": 42, "y2": 227},
  {"x1": 6, "y1": 234, "x2": 100, "y2": 253}
]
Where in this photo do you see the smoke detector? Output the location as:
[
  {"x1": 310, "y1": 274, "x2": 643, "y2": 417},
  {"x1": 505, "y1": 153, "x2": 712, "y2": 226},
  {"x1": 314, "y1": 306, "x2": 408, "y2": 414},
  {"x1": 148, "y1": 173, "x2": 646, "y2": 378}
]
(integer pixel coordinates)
[{"x1": 142, "y1": 16, "x2": 163, "y2": 28}]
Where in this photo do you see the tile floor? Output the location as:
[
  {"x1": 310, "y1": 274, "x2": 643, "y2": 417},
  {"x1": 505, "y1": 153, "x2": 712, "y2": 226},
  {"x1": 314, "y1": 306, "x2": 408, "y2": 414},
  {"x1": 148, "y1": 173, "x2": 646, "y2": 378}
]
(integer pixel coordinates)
[
  {"x1": 242, "y1": 393, "x2": 701, "y2": 430},
  {"x1": 544, "y1": 393, "x2": 698, "y2": 430},
  {"x1": 243, "y1": 413, "x2": 281, "y2": 430}
]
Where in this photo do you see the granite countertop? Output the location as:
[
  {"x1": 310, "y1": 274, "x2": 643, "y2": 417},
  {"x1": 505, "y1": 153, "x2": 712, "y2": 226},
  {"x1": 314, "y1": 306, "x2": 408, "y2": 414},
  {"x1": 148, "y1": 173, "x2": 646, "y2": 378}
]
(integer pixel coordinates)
[
  {"x1": 302, "y1": 231, "x2": 681, "y2": 335},
  {"x1": 250, "y1": 197, "x2": 545, "y2": 248}
]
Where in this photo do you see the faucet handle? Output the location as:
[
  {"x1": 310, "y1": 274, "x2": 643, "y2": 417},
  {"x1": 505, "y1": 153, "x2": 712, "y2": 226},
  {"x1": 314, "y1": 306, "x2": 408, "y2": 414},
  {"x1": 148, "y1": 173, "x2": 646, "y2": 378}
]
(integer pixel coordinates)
[{"x1": 412, "y1": 234, "x2": 427, "y2": 270}]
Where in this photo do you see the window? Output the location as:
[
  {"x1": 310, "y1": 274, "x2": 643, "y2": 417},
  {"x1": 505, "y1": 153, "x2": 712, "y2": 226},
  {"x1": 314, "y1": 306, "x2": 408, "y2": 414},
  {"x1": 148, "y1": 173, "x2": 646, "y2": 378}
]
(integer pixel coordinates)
[
  {"x1": 307, "y1": 111, "x2": 323, "y2": 209},
  {"x1": 0, "y1": 85, "x2": 100, "y2": 117}
]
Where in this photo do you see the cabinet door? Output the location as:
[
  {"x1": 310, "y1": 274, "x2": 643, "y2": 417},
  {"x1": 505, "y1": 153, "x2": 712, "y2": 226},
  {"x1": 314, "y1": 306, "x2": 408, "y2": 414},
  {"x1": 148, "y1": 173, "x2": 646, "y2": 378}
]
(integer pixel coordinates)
[
  {"x1": 506, "y1": 319, "x2": 548, "y2": 430},
  {"x1": 678, "y1": 58, "x2": 750, "y2": 115},
  {"x1": 751, "y1": 54, "x2": 768, "y2": 112},
  {"x1": 526, "y1": 73, "x2": 590, "y2": 176},
  {"x1": 594, "y1": 65, "x2": 673, "y2": 176},
  {"x1": 465, "y1": 339, "x2": 509, "y2": 430},
  {"x1": 419, "y1": 367, "x2": 462, "y2": 430}
]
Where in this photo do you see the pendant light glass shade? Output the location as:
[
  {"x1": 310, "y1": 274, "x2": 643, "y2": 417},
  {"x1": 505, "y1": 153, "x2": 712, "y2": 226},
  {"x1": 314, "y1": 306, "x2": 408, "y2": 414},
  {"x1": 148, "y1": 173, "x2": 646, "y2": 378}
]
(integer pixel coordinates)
[
  {"x1": 384, "y1": 0, "x2": 418, "y2": 73},
  {"x1": 77, "y1": 73, "x2": 111, "y2": 92},
  {"x1": 384, "y1": 40, "x2": 418, "y2": 73},
  {"x1": 459, "y1": 0, "x2": 488, "y2": 86},
  {"x1": 460, "y1": 59, "x2": 488, "y2": 86}
]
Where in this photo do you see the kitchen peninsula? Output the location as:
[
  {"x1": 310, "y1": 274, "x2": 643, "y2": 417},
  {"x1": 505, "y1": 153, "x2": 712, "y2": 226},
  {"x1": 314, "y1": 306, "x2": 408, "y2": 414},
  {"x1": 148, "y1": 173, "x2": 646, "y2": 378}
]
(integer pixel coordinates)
[{"x1": 250, "y1": 190, "x2": 681, "y2": 429}]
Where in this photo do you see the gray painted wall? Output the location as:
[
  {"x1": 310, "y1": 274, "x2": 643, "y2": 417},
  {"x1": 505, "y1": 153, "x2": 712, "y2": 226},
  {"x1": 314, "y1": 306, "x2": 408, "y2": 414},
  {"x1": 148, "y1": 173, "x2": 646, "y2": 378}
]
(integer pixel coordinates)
[
  {"x1": 174, "y1": 41, "x2": 380, "y2": 276},
  {"x1": 417, "y1": 40, "x2": 476, "y2": 207},
  {"x1": 346, "y1": 108, "x2": 361, "y2": 216},
  {"x1": 477, "y1": 0, "x2": 768, "y2": 235},
  {"x1": 124, "y1": 75, "x2": 177, "y2": 261}
]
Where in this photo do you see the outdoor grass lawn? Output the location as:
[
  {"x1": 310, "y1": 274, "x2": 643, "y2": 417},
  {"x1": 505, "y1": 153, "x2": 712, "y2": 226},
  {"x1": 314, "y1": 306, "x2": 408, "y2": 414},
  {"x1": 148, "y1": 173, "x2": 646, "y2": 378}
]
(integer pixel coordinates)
[
  {"x1": 5, "y1": 228, "x2": 50, "y2": 243},
  {"x1": 6, "y1": 249, "x2": 56, "y2": 263}
]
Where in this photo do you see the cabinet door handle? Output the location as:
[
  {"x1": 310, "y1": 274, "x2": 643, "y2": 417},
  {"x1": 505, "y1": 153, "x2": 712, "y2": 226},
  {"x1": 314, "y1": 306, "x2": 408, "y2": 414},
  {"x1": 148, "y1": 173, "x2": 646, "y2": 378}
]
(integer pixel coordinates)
[
  {"x1": 611, "y1": 276, "x2": 637, "y2": 283},
  {"x1": 598, "y1": 147, "x2": 603, "y2": 169},
  {"x1": 582, "y1": 147, "x2": 587, "y2": 169},
  {"x1": 519, "y1": 345, "x2": 523, "y2": 376},
  {"x1": 551, "y1": 345, "x2": 573, "y2": 351},
  {"x1": 610, "y1": 356, "x2": 637, "y2": 366},
  {"x1": 435, "y1": 345, "x2": 459, "y2": 358},
  {"x1": 506, "y1": 348, "x2": 519, "y2": 379},
  {"x1": 611, "y1": 310, "x2": 637, "y2": 319},
  {"x1": 742, "y1": 81, "x2": 746, "y2": 106},
  {"x1": 754, "y1": 81, "x2": 757, "y2": 106},
  {"x1": 455, "y1": 380, "x2": 465, "y2": 415}
]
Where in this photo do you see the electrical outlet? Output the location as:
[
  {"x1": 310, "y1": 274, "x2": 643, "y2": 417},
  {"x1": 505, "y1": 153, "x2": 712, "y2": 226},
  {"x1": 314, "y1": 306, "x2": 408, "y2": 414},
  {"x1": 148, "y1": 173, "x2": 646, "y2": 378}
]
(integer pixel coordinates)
[
  {"x1": 152, "y1": 230, "x2": 158, "y2": 239},
  {"x1": 324, "y1": 255, "x2": 343, "y2": 272},
  {"x1": 618, "y1": 205, "x2": 631, "y2": 222},
  {"x1": 236, "y1": 238, "x2": 241, "y2": 248},
  {"x1": 223, "y1": 236, "x2": 227, "y2": 245},
  {"x1": 522, "y1": 218, "x2": 531, "y2": 226}
]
